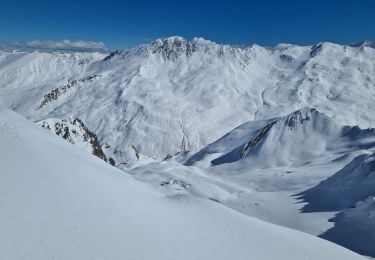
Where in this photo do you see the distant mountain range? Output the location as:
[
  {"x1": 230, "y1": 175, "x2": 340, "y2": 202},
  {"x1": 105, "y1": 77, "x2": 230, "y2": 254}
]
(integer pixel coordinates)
[{"x1": 1, "y1": 36, "x2": 375, "y2": 258}]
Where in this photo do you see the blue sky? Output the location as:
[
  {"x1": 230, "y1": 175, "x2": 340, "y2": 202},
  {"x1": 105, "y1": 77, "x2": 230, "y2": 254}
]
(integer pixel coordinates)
[{"x1": 1, "y1": 0, "x2": 374, "y2": 49}]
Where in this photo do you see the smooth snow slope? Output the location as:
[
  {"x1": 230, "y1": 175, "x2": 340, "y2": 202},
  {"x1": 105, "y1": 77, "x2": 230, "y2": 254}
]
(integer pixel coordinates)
[
  {"x1": 1, "y1": 37, "x2": 375, "y2": 166},
  {"x1": 129, "y1": 108, "x2": 375, "y2": 257},
  {"x1": 0, "y1": 109, "x2": 366, "y2": 260}
]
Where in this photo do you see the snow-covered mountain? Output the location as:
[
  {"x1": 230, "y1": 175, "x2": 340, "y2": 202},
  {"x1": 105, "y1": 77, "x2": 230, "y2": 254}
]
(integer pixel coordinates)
[
  {"x1": 186, "y1": 108, "x2": 375, "y2": 168},
  {"x1": 129, "y1": 108, "x2": 375, "y2": 257},
  {"x1": 1, "y1": 36, "x2": 375, "y2": 166},
  {"x1": 1, "y1": 36, "x2": 375, "y2": 258},
  {"x1": 1, "y1": 109, "x2": 367, "y2": 260}
]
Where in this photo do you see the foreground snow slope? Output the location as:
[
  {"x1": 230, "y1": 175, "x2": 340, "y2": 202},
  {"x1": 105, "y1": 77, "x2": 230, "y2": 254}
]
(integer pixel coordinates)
[
  {"x1": 0, "y1": 109, "x2": 366, "y2": 260},
  {"x1": 1, "y1": 37, "x2": 375, "y2": 165},
  {"x1": 130, "y1": 108, "x2": 375, "y2": 257}
]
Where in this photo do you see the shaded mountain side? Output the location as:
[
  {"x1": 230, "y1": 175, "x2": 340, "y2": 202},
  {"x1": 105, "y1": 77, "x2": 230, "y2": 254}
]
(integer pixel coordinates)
[
  {"x1": 297, "y1": 152, "x2": 375, "y2": 212},
  {"x1": 186, "y1": 108, "x2": 375, "y2": 168},
  {"x1": 319, "y1": 196, "x2": 375, "y2": 258}
]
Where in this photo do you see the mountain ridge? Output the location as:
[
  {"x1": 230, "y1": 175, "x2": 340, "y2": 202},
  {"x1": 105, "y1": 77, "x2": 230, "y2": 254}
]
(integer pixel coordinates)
[
  {"x1": 1, "y1": 36, "x2": 374, "y2": 167},
  {"x1": 186, "y1": 107, "x2": 375, "y2": 168}
]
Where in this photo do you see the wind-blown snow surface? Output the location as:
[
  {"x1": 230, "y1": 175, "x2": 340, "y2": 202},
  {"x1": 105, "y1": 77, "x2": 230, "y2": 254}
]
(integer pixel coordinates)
[
  {"x1": 0, "y1": 109, "x2": 366, "y2": 260},
  {"x1": 1, "y1": 36, "x2": 375, "y2": 166},
  {"x1": 1, "y1": 37, "x2": 375, "y2": 258},
  {"x1": 130, "y1": 108, "x2": 375, "y2": 257}
]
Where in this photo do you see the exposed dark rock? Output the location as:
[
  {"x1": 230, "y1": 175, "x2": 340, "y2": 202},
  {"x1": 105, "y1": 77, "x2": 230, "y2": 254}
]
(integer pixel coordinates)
[
  {"x1": 39, "y1": 117, "x2": 111, "y2": 164},
  {"x1": 102, "y1": 50, "x2": 123, "y2": 61},
  {"x1": 131, "y1": 145, "x2": 140, "y2": 160},
  {"x1": 310, "y1": 43, "x2": 323, "y2": 58},
  {"x1": 240, "y1": 121, "x2": 277, "y2": 159},
  {"x1": 38, "y1": 75, "x2": 99, "y2": 109},
  {"x1": 280, "y1": 54, "x2": 294, "y2": 63},
  {"x1": 163, "y1": 154, "x2": 173, "y2": 161},
  {"x1": 78, "y1": 58, "x2": 90, "y2": 65},
  {"x1": 151, "y1": 36, "x2": 196, "y2": 60},
  {"x1": 160, "y1": 179, "x2": 191, "y2": 190},
  {"x1": 284, "y1": 108, "x2": 315, "y2": 129},
  {"x1": 108, "y1": 157, "x2": 116, "y2": 166}
]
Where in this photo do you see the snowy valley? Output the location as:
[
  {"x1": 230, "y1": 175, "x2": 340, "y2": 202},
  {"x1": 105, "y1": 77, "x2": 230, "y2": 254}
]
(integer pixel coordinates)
[{"x1": 1, "y1": 36, "x2": 375, "y2": 259}]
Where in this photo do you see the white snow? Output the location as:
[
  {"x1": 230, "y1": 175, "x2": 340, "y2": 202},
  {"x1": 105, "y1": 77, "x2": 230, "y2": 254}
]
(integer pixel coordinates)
[
  {"x1": 299, "y1": 151, "x2": 375, "y2": 211},
  {"x1": 321, "y1": 196, "x2": 375, "y2": 257},
  {"x1": 1, "y1": 36, "x2": 375, "y2": 259},
  {"x1": 1, "y1": 37, "x2": 375, "y2": 165},
  {"x1": 130, "y1": 108, "x2": 375, "y2": 257},
  {"x1": 0, "y1": 109, "x2": 366, "y2": 260}
]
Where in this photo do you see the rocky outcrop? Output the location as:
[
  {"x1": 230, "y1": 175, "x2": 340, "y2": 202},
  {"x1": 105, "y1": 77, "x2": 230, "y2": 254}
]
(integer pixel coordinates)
[
  {"x1": 131, "y1": 145, "x2": 140, "y2": 160},
  {"x1": 151, "y1": 36, "x2": 196, "y2": 60},
  {"x1": 38, "y1": 75, "x2": 99, "y2": 109},
  {"x1": 310, "y1": 43, "x2": 324, "y2": 58},
  {"x1": 160, "y1": 178, "x2": 191, "y2": 191},
  {"x1": 102, "y1": 50, "x2": 124, "y2": 61},
  {"x1": 240, "y1": 121, "x2": 276, "y2": 159},
  {"x1": 284, "y1": 108, "x2": 315, "y2": 128},
  {"x1": 240, "y1": 108, "x2": 322, "y2": 159},
  {"x1": 39, "y1": 117, "x2": 115, "y2": 166}
]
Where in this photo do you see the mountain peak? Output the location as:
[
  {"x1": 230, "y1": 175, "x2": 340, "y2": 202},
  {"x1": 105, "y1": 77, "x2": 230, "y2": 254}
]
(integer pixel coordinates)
[
  {"x1": 238, "y1": 107, "x2": 341, "y2": 166},
  {"x1": 282, "y1": 107, "x2": 319, "y2": 128},
  {"x1": 151, "y1": 36, "x2": 195, "y2": 60}
]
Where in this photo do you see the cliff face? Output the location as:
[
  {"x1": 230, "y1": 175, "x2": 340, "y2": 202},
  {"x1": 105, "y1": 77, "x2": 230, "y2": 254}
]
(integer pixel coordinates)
[{"x1": 39, "y1": 117, "x2": 115, "y2": 166}]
